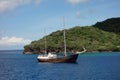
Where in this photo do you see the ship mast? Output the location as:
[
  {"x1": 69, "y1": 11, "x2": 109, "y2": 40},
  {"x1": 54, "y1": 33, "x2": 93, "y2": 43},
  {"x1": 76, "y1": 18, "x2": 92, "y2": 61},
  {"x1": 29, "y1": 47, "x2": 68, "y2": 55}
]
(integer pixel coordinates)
[
  {"x1": 63, "y1": 17, "x2": 67, "y2": 56},
  {"x1": 44, "y1": 29, "x2": 47, "y2": 54}
]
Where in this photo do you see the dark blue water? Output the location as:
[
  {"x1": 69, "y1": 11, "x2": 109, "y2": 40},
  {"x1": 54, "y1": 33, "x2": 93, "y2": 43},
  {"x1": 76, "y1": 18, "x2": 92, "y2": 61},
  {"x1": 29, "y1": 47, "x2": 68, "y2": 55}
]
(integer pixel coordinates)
[{"x1": 0, "y1": 50, "x2": 120, "y2": 80}]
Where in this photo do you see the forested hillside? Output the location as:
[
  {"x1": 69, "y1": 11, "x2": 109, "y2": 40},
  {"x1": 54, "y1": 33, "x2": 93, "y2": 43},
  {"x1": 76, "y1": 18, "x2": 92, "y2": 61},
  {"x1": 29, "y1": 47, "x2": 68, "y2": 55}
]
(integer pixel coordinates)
[
  {"x1": 93, "y1": 17, "x2": 120, "y2": 34},
  {"x1": 24, "y1": 17, "x2": 120, "y2": 54}
]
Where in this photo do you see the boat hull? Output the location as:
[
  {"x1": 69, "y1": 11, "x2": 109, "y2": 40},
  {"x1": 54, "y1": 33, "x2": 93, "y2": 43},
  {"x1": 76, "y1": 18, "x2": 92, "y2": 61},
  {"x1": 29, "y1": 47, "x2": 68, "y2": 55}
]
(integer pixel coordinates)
[{"x1": 38, "y1": 54, "x2": 79, "y2": 63}]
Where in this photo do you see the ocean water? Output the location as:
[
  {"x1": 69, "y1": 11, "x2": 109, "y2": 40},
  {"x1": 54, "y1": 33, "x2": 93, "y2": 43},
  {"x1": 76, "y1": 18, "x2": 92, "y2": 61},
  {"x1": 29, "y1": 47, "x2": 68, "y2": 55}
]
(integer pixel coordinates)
[{"x1": 0, "y1": 50, "x2": 120, "y2": 80}]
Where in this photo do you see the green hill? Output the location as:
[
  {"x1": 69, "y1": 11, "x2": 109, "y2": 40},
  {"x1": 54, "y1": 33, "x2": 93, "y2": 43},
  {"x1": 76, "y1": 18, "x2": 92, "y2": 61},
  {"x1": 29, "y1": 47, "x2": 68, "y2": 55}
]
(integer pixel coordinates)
[
  {"x1": 24, "y1": 17, "x2": 120, "y2": 54},
  {"x1": 93, "y1": 17, "x2": 120, "y2": 34}
]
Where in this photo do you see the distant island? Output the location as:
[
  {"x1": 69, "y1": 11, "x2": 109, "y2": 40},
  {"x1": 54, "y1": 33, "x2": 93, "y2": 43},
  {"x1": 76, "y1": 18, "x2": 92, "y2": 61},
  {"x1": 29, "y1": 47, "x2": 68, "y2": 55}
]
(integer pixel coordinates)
[{"x1": 23, "y1": 17, "x2": 120, "y2": 54}]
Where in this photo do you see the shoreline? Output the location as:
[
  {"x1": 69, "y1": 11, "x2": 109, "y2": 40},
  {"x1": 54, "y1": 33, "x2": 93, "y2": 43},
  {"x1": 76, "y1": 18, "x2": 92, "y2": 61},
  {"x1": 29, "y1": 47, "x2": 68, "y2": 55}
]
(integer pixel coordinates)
[{"x1": 23, "y1": 50, "x2": 120, "y2": 54}]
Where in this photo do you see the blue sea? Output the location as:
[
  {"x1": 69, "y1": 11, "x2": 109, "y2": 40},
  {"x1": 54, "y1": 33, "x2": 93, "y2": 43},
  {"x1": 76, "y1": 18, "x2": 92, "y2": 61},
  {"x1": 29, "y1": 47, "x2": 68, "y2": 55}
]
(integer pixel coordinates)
[{"x1": 0, "y1": 50, "x2": 120, "y2": 80}]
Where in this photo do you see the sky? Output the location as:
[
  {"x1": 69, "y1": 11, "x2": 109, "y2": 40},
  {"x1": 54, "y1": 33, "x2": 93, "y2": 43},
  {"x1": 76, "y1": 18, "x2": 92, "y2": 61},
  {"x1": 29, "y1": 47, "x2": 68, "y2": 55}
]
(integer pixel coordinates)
[{"x1": 0, "y1": 0, "x2": 120, "y2": 50}]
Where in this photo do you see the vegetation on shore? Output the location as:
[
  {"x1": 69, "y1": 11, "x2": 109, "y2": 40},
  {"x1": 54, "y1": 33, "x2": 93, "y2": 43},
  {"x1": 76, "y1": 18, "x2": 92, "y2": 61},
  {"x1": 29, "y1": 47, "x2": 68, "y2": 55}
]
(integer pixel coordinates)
[{"x1": 24, "y1": 17, "x2": 120, "y2": 54}]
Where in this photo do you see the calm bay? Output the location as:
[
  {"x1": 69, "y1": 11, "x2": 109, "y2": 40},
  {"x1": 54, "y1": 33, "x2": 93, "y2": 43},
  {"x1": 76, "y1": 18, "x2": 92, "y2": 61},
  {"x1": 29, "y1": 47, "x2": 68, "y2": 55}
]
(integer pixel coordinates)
[{"x1": 0, "y1": 50, "x2": 120, "y2": 80}]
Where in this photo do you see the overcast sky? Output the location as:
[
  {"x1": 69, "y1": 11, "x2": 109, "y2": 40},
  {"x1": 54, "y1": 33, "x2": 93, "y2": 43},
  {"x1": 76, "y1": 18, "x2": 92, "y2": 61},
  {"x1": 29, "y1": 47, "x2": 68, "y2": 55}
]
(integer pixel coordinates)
[{"x1": 0, "y1": 0, "x2": 120, "y2": 50}]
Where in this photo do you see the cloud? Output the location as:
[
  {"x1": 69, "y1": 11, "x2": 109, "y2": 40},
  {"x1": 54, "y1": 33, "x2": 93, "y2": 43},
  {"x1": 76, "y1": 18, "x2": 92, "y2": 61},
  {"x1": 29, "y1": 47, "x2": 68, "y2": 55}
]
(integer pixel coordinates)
[
  {"x1": 0, "y1": 36, "x2": 31, "y2": 46},
  {"x1": 67, "y1": 0, "x2": 90, "y2": 5},
  {"x1": 75, "y1": 10, "x2": 85, "y2": 18},
  {"x1": 35, "y1": 0, "x2": 42, "y2": 4},
  {"x1": 76, "y1": 10, "x2": 81, "y2": 17},
  {"x1": 0, "y1": 0, "x2": 42, "y2": 13}
]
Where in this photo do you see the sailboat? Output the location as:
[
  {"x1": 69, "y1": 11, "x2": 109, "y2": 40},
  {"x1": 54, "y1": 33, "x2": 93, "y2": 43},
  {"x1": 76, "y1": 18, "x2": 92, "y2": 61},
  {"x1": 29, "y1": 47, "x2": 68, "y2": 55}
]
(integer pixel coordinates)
[{"x1": 37, "y1": 18, "x2": 86, "y2": 63}]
